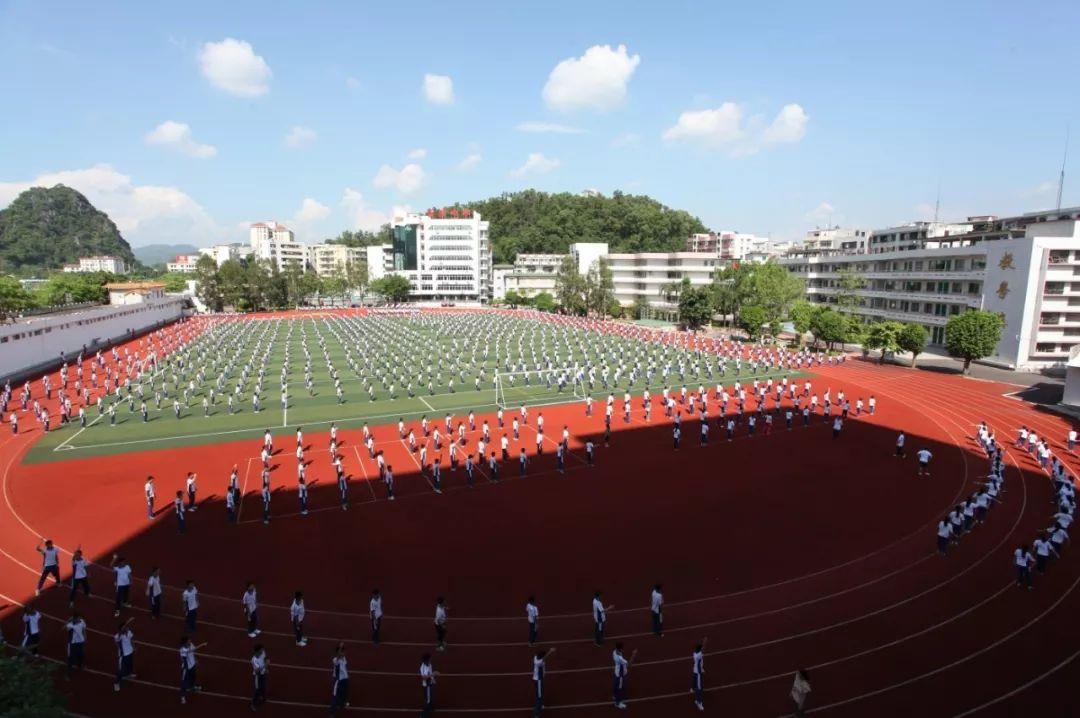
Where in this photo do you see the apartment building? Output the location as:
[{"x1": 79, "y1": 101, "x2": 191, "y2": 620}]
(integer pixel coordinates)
[
  {"x1": 166, "y1": 254, "x2": 200, "y2": 273},
  {"x1": 198, "y1": 243, "x2": 252, "y2": 267},
  {"x1": 62, "y1": 255, "x2": 127, "y2": 274},
  {"x1": 365, "y1": 244, "x2": 393, "y2": 282},
  {"x1": 249, "y1": 221, "x2": 309, "y2": 271},
  {"x1": 310, "y1": 244, "x2": 363, "y2": 276}
]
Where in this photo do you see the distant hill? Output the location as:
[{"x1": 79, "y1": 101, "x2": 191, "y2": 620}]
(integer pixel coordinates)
[
  {"x1": 0, "y1": 185, "x2": 137, "y2": 274},
  {"x1": 134, "y1": 243, "x2": 200, "y2": 266},
  {"x1": 457, "y1": 189, "x2": 710, "y2": 264}
]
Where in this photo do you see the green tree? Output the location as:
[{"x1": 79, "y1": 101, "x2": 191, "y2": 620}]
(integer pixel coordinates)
[
  {"x1": 158, "y1": 271, "x2": 189, "y2": 292},
  {"x1": 585, "y1": 257, "x2": 615, "y2": 316},
  {"x1": 863, "y1": 321, "x2": 904, "y2": 363},
  {"x1": 36, "y1": 272, "x2": 117, "y2": 305},
  {"x1": 678, "y1": 285, "x2": 715, "y2": 329},
  {"x1": 369, "y1": 274, "x2": 411, "y2": 303},
  {"x1": 344, "y1": 259, "x2": 368, "y2": 297},
  {"x1": 810, "y1": 308, "x2": 848, "y2": 349},
  {"x1": 743, "y1": 261, "x2": 805, "y2": 325},
  {"x1": 836, "y1": 267, "x2": 867, "y2": 309},
  {"x1": 897, "y1": 322, "x2": 929, "y2": 368},
  {"x1": 945, "y1": 310, "x2": 1004, "y2": 375},
  {"x1": 554, "y1": 255, "x2": 587, "y2": 315},
  {"x1": 738, "y1": 304, "x2": 768, "y2": 339},
  {"x1": 630, "y1": 296, "x2": 650, "y2": 320},
  {"x1": 533, "y1": 291, "x2": 556, "y2": 312},
  {"x1": 0, "y1": 276, "x2": 37, "y2": 321},
  {"x1": 0, "y1": 653, "x2": 67, "y2": 717},
  {"x1": 504, "y1": 289, "x2": 524, "y2": 308},
  {"x1": 193, "y1": 255, "x2": 224, "y2": 312},
  {"x1": 789, "y1": 300, "x2": 818, "y2": 344}
]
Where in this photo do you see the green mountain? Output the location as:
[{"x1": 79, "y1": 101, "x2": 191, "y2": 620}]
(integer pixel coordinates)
[
  {"x1": 0, "y1": 185, "x2": 137, "y2": 274},
  {"x1": 457, "y1": 189, "x2": 710, "y2": 264},
  {"x1": 134, "y1": 243, "x2": 199, "y2": 266}
]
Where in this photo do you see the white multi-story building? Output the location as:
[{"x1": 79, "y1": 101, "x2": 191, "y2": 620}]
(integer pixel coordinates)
[
  {"x1": 779, "y1": 208, "x2": 1080, "y2": 369},
  {"x1": 608, "y1": 252, "x2": 719, "y2": 319},
  {"x1": 801, "y1": 227, "x2": 871, "y2": 255},
  {"x1": 198, "y1": 243, "x2": 251, "y2": 267},
  {"x1": 62, "y1": 255, "x2": 127, "y2": 274},
  {"x1": 249, "y1": 221, "x2": 309, "y2": 271},
  {"x1": 389, "y1": 208, "x2": 492, "y2": 303},
  {"x1": 310, "y1": 244, "x2": 363, "y2": 276},
  {"x1": 166, "y1": 254, "x2": 200, "y2": 273},
  {"x1": 503, "y1": 253, "x2": 563, "y2": 299},
  {"x1": 685, "y1": 231, "x2": 772, "y2": 263},
  {"x1": 365, "y1": 244, "x2": 393, "y2": 282},
  {"x1": 570, "y1": 242, "x2": 610, "y2": 275}
]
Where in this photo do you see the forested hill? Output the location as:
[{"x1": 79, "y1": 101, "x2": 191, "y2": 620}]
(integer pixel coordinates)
[
  {"x1": 0, "y1": 185, "x2": 136, "y2": 274},
  {"x1": 457, "y1": 190, "x2": 709, "y2": 264}
]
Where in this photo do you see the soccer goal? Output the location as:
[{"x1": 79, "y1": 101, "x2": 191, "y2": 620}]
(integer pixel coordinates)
[{"x1": 493, "y1": 369, "x2": 586, "y2": 409}]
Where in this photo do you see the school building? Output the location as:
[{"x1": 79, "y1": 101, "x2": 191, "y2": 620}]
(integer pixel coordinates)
[{"x1": 778, "y1": 207, "x2": 1080, "y2": 370}]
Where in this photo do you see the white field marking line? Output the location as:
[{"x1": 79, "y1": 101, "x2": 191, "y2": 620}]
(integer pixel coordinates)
[
  {"x1": 786, "y1": 571, "x2": 1080, "y2": 716},
  {"x1": 52, "y1": 412, "x2": 104, "y2": 451},
  {"x1": 399, "y1": 437, "x2": 436, "y2": 491},
  {"x1": 418, "y1": 394, "x2": 435, "y2": 412},
  {"x1": 352, "y1": 445, "x2": 377, "y2": 501},
  {"x1": 235, "y1": 456, "x2": 252, "y2": 523},
  {"x1": 950, "y1": 647, "x2": 1080, "y2": 717},
  {"x1": 1, "y1": 394, "x2": 975, "y2": 626}
]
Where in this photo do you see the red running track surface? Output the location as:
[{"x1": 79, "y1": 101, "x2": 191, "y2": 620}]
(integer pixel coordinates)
[{"x1": 0, "y1": 355, "x2": 1078, "y2": 716}]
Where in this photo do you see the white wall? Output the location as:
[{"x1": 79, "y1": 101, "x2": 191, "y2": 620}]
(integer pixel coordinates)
[{"x1": 0, "y1": 298, "x2": 185, "y2": 380}]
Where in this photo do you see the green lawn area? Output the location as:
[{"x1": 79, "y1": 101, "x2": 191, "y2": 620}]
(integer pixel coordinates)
[{"x1": 25, "y1": 316, "x2": 799, "y2": 463}]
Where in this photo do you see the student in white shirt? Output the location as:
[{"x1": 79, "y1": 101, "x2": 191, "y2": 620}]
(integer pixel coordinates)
[
  {"x1": 144, "y1": 476, "x2": 155, "y2": 520},
  {"x1": 113, "y1": 618, "x2": 136, "y2": 691},
  {"x1": 593, "y1": 592, "x2": 614, "y2": 645},
  {"x1": 182, "y1": 580, "x2": 199, "y2": 632},
  {"x1": 434, "y1": 597, "x2": 448, "y2": 651},
  {"x1": 916, "y1": 448, "x2": 933, "y2": 476},
  {"x1": 369, "y1": 588, "x2": 383, "y2": 645},
  {"x1": 330, "y1": 641, "x2": 350, "y2": 714},
  {"x1": 533, "y1": 647, "x2": 555, "y2": 716},
  {"x1": 1033, "y1": 534, "x2": 1059, "y2": 573},
  {"x1": 937, "y1": 518, "x2": 953, "y2": 555},
  {"x1": 68, "y1": 547, "x2": 91, "y2": 606},
  {"x1": 147, "y1": 566, "x2": 163, "y2": 618},
  {"x1": 1015, "y1": 544, "x2": 1035, "y2": 589},
  {"x1": 21, "y1": 606, "x2": 42, "y2": 657},
  {"x1": 791, "y1": 668, "x2": 812, "y2": 717},
  {"x1": 110, "y1": 554, "x2": 133, "y2": 617},
  {"x1": 291, "y1": 591, "x2": 308, "y2": 646},
  {"x1": 420, "y1": 653, "x2": 438, "y2": 717},
  {"x1": 611, "y1": 642, "x2": 637, "y2": 710},
  {"x1": 35, "y1": 538, "x2": 61, "y2": 596},
  {"x1": 526, "y1": 595, "x2": 540, "y2": 646},
  {"x1": 65, "y1": 611, "x2": 87, "y2": 673},
  {"x1": 691, "y1": 637, "x2": 709, "y2": 711},
  {"x1": 179, "y1": 635, "x2": 205, "y2": 704},
  {"x1": 242, "y1": 583, "x2": 260, "y2": 637},
  {"x1": 650, "y1": 584, "x2": 664, "y2": 637},
  {"x1": 250, "y1": 643, "x2": 269, "y2": 710}
]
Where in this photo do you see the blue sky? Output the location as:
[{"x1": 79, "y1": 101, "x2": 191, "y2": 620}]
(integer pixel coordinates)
[{"x1": 1, "y1": 0, "x2": 1078, "y2": 248}]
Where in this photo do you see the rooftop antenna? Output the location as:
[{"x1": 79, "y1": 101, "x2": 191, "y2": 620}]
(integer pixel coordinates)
[
  {"x1": 1057, "y1": 124, "x2": 1069, "y2": 211},
  {"x1": 933, "y1": 177, "x2": 941, "y2": 223}
]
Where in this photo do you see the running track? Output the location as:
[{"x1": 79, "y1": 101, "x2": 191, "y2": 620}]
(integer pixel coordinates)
[{"x1": 0, "y1": 355, "x2": 1077, "y2": 716}]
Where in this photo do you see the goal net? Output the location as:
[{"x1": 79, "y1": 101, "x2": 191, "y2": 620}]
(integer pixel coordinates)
[{"x1": 493, "y1": 369, "x2": 586, "y2": 409}]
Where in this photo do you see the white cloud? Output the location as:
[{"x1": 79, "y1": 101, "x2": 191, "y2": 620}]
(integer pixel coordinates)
[
  {"x1": 340, "y1": 188, "x2": 391, "y2": 232},
  {"x1": 198, "y1": 38, "x2": 271, "y2": 97},
  {"x1": 610, "y1": 131, "x2": 641, "y2": 149},
  {"x1": 293, "y1": 198, "x2": 330, "y2": 223},
  {"x1": 372, "y1": 163, "x2": 428, "y2": 194},
  {"x1": 542, "y1": 44, "x2": 640, "y2": 113},
  {"x1": 144, "y1": 121, "x2": 217, "y2": 159},
  {"x1": 516, "y1": 121, "x2": 585, "y2": 134},
  {"x1": 662, "y1": 102, "x2": 808, "y2": 155},
  {"x1": 509, "y1": 153, "x2": 561, "y2": 178},
  {"x1": 283, "y1": 126, "x2": 317, "y2": 149},
  {"x1": 913, "y1": 203, "x2": 937, "y2": 221},
  {"x1": 456, "y1": 153, "x2": 483, "y2": 172},
  {"x1": 762, "y1": 104, "x2": 809, "y2": 145},
  {"x1": 407, "y1": 148, "x2": 428, "y2": 160},
  {"x1": 805, "y1": 202, "x2": 837, "y2": 224},
  {"x1": 1021, "y1": 180, "x2": 1058, "y2": 198},
  {"x1": 345, "y1": 76, "x2": 361, "y2": 90},
  {"x1": 0, "y1": 164, "x2": 223, "y2": 246},
  {"x1": 423, "y1": 74, "x2": 454, "y2": 105}
]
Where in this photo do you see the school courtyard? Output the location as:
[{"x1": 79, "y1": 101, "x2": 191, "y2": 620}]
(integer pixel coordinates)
[{"x1": 0, "y1": 307, "x2": 1077, "y2": 717}]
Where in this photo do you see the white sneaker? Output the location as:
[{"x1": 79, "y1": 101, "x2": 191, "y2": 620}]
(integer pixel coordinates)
[
  {"x1": 616, "y1": 702, "x2": 627, "y2": 709},
  {"x1": 113, "y1": 684, "x2": 120, "y2": 692},
  {"x1": 248, "y1": 632, "x2": 257, "y2": 638}
]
